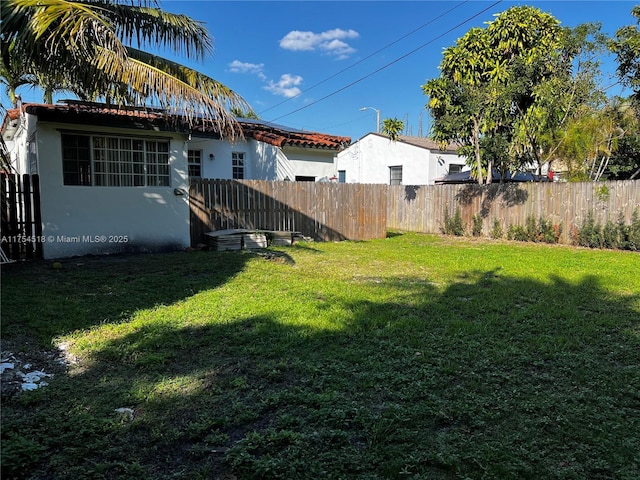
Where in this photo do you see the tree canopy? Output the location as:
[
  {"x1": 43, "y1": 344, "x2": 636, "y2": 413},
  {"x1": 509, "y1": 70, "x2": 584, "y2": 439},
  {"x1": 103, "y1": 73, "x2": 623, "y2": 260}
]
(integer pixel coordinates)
[
  {"x1": 0, "y1": 0, "x2": 250, "y2": 139},
  {"x1": 422, "y1": 6, "x2": 612, "y2": 183},
  {"x1": 611, "y1": 6, "x2": 640, "y2": 102},
  {"x1": 382, "y1": 117, "x2": 405, "y2": 141}
]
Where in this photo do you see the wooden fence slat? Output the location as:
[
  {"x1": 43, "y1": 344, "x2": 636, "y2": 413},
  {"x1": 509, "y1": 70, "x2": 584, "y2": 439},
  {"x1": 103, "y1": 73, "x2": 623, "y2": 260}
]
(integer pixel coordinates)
[
  {"x1": 1, "y1": 173, "x2": 44, "y2": 260},
  {"x1": 22, "y1": 174, "x2": 34, "y2": 259},
  {"x1": 387, "y1": 180, "x2": 640, "y2": 245},
  {"x1": 33, "y1": 174, "x2": 43, "y2": 261},
  {"x1": 189, "y1": 179, "x2": 388, "y2": 245}
]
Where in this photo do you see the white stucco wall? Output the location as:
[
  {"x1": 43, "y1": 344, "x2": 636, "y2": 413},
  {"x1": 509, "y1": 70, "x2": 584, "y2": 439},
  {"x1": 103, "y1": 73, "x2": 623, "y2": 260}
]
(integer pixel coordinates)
[
  {"x1": 33, "y1": 121, "x2": 190, "y2": 259},
  {"x1": 336, "y1": 133, "x2": 469, "y2": 185},
  {"x1": 280, "y1": 146, "x2": 336, "y2": 181},
  {"x1": 188, "y1": 136, "x2": 278, "y2": 181},
  {"x1": 427, "y1": 151, "x2": 469, "y2": 181},
  {"x1": 336, "y1": 134, "x2": 430, "y2": 185},
  {"x1": 2, "y1": 113, "x2": 38, "y2": 175},
  {"x1": 189, "y1": 137, "x2": 335, "y2": 181}
]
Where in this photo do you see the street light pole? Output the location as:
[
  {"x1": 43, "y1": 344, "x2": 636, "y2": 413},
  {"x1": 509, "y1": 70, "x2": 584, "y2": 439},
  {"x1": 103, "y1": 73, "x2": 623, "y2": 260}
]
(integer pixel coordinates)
[{"x1": 360, "y1": 106, "x2": 380, "y2": 133}]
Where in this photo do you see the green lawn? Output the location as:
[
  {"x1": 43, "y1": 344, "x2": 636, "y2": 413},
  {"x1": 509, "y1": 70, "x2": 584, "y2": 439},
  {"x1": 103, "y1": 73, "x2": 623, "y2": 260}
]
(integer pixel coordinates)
[{"x1": 2, "y1": 233, "x2": 639, "y2": 479}]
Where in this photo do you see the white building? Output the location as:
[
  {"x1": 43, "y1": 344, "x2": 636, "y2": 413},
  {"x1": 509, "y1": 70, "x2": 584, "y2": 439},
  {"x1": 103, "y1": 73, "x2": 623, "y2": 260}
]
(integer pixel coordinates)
[
  {"x1": 336, "y1": 133, "x2": 468, "y2": 185},
  {"x1": 1, "y1": 101, "x2": 350, "y2": 258}
]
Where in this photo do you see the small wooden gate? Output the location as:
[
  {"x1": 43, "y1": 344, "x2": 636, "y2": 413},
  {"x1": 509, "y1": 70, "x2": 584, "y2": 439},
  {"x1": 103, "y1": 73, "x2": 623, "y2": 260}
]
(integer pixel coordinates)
[{"x1": 1, "y1": 173, "x2": 43, "y2": 261}]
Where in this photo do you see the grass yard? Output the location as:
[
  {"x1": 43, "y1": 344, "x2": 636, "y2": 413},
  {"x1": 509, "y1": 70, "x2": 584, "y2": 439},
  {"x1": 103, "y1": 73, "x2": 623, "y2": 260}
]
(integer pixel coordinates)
[{"x1": 1, "y1": 232, "x2": 639, "y2": 479}]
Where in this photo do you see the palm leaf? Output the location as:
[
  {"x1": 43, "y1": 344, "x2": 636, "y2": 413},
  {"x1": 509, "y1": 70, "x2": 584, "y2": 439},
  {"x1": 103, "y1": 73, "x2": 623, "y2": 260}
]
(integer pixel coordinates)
[
  {"x1": 100, "y1": 47, "x2": 249, "y2": 138},
  {"x1": 99, "y1": 3, "x2": 213, "y2": 60},
  {"x1": 1, "y1": 0, "x2": 251, "y2": 138},
  {"x1": 3, "y1": 0, "x2": 128, "y2": 63}
]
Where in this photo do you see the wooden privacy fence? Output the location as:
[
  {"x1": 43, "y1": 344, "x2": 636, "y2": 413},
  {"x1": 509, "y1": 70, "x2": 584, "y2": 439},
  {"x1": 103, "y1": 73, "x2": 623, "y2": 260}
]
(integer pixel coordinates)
[
  {"x1": 190, "y1": 179, "x2": 638, "y2": 248},
  {"x1": 190, "y1": 179, "x2": 388, "y2": 244},
  {"x1": 1, "y1": 173, "x2": 43, "y2": 260},
  {"x1": 387, "y1": 180, "x2": 640, "y2": 244}
]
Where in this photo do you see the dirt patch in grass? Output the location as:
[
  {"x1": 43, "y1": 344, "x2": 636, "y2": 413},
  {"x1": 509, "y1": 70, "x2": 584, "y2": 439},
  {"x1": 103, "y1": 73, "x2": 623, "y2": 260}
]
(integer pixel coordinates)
[{"x1": 0, "y1": 337, "x2": 71, "y2": 397}]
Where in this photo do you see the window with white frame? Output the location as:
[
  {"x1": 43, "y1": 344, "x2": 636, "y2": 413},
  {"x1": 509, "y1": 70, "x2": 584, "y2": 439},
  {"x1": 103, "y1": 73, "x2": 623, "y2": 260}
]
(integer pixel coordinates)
[
  {"x1": 232, "y1": 152, "x2": 245, "y2": 179},
  {"x1": 62, "y1": 133, "x2": 170, "y2": 187},
  {"x1": 188, "y1": 150, "x2": 202, "y2": 178},
  {"x1": 389, "y1": 166, "x2": 402, "y2": 185},
  {"x1": 338, "y1": 170, "x2": 346, "y2": 183}
]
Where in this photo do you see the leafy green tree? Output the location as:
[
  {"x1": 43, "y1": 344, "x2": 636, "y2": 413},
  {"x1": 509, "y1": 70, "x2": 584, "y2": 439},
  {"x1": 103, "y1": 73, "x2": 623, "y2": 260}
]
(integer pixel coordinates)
[
  {"x1": 0, "y1": 0, "x2": 250, "y2": 138},
  {"x1": 608, "y1": 131, "x2": 640, "y2": 180},
  {"x1": 423, "y1": 6, "x2": 603, "y2": 183},
  {"x1": 566, "y1": 97, "x2": 640, "y2": 181},
  {"x1": 607, "y1": 6, "x2": 640, "y2": 180},
  {"x1": 423, "y1": 26, "x2": 498, "y2": 184},
  {"x1": 230, "y1": 107, "x2": 260, "y2": 120},
  {"x1": 554, "y1": 103, "x2": 620, "y2": 181},
  {"x1": 611, "y1": 6, "x2": 640, "y2": 102},
  {"x1": 381, "y1": 117, "x2": 405, "y2": 141},
  {"x1": 510, "y1": 23, "x2": 607, "y2": 178}
]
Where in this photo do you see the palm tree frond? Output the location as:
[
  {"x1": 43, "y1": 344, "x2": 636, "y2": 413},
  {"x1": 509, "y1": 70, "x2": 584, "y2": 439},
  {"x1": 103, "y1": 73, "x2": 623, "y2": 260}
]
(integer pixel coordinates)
[
  {"x1": 96, "y1": 47, "x2": 247, "y2": 139},
  {"x1": 100, "y1": 4, "x2": 213, "y2": 60},
  {"x1": 1, "y1": 0, "x2": 250, "y2": 139}
]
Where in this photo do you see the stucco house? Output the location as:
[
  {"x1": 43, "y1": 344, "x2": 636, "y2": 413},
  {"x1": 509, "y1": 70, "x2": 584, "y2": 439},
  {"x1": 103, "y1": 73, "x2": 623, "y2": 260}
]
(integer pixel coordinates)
[
  {"x1": 1, "y1": 100, "x2": 350, "y2": 259},
  {"x1": 335, "y1": 133, "x2": 469, "y2": 185}
]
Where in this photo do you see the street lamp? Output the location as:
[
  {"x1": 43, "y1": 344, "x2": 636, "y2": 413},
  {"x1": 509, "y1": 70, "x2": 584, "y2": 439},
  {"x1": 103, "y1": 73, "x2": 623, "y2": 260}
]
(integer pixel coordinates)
[{"x1": 360, "y1": 106, "x2": 380, "y2": 133}]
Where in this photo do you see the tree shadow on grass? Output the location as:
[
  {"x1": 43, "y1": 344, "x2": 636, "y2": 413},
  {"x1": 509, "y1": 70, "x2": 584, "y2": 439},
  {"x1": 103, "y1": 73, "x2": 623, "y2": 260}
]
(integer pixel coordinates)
[
  {"x1": 2, "y1": 268, "x2": 639, "y2": 479},
  {"x1": 0, "y1": 249, "x2": 295, "y2": 343}
]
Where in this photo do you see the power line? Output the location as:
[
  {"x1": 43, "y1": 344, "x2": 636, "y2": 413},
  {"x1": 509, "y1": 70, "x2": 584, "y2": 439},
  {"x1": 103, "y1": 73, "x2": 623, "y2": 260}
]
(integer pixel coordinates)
[
  {"x1": 267, "y1": 0, "x2": 504, "y2": 123},
  {"x1": 257, "y1": 0, "x2": 471, "y2": 116},
  {"x1": 603, "y1": 80, "x2": 622, "y2": 91}
]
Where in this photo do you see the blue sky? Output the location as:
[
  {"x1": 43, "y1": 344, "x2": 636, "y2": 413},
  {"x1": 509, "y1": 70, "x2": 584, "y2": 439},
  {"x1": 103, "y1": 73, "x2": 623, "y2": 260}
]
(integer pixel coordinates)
[{"x1": 7, "y1": 1, "x2": 637, "y2": 142}]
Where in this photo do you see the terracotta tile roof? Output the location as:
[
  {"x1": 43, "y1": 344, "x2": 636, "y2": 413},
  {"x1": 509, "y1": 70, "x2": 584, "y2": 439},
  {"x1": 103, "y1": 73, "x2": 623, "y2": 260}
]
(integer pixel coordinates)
[
  {"x1": 6, "y1": 108, "x2": 21, "y2": 121},
  {"x1": 241, "y1": 121, "x2": 350, "y2": 150},
  {"x1": 1, "y1": 108, "x2": 21, "y2": 136},
  {"x1": 20, "y1": 102, "x2": 173, "y2": 131},
  {"x1": 9, "y1": 101, "x2": 351, "y2": 150}
]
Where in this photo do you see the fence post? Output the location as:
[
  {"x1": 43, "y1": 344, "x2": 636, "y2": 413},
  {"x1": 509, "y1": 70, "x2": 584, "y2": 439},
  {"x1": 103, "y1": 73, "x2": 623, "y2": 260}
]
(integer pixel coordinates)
[
  {"x1": 22, "y1": 174, "x2": 34, "y2": 259},
  {"x1": 33, "y1": 174, "x2": 43, "y2": 260}
]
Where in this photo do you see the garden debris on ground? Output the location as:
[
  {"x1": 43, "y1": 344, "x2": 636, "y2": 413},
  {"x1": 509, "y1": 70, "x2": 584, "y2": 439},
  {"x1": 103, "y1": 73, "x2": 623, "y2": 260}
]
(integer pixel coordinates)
[{"x1": 0, "y1": 340, "x2": 72, "y2": 397}]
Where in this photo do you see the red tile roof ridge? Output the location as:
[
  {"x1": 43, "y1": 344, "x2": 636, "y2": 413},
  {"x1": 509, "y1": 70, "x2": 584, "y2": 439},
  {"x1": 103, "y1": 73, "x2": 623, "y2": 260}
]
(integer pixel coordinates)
[{"x1": 10, "y1": 102, "x2": 351, "y2": 150}]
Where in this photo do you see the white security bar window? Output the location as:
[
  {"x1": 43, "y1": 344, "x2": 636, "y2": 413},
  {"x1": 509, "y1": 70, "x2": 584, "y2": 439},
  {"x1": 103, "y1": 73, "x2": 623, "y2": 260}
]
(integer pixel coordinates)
[{"x1": 62, "y1": 134, "x2": 170, "y2": 187}]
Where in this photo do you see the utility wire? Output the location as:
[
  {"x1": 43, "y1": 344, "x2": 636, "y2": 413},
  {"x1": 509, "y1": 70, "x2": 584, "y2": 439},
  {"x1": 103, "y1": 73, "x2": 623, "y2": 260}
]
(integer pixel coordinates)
[
  {"x1": 267, "y1": 0, "x2": 504, "y2": 124},
  {"x1": 257, "y1": 0, "x2": 470, "y2": 116}
]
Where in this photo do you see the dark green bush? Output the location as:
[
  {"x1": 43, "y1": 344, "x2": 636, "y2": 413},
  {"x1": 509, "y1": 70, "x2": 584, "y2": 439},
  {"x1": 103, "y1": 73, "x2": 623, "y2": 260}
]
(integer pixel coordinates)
[
  {"x1": 525, "y1": 215, "x2": 538, "y2": 241},
  {"x1": 602, "y1": 220, "x2": 621, "y2": 249},
  {"x1": 443, "y1": 209, "x2": 465, "y2": 236},
  {"x1": 575, "y1": 209, "x2": 640, "y2": 251},
  {"x1": 507, "y1": 217, "x2": 561, "y2": 244},
  {"x1": 490, "y1": 219, "x2": 503, "y2": 239},
  {"x1": 472, "y1": 215, "x2": 483, "y2": 237},
  {"x1": 537, "y1": 217, "x2": 561, "y2": 243},
  {"x1": 629, "y1": 209, "x2": 640, "y2": 251},
  {"x1": 577, "y1": 211, "x2": 603, "y2": 248},
  {"x1": 617, "y1": 213, "x2": 629, "y2": 250},
  {"x1": 507, "y1": 224, "x2": 528, "y2": 242}
]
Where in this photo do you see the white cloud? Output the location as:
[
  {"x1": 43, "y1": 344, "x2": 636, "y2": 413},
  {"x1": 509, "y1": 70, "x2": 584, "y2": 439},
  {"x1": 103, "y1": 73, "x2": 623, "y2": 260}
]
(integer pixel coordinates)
[
  {"x1": 228, "y1": 60, "x2": 266, "y2": 80},
  {"x1": 319, "y1": 39, "x2": 355, "y2": 60},
  {"x1": 263, "y1": 74, "x2": 304, "y2": 98},
  {"x1": 280, "y1": 28, "x2": 359, "y2": 58}
]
